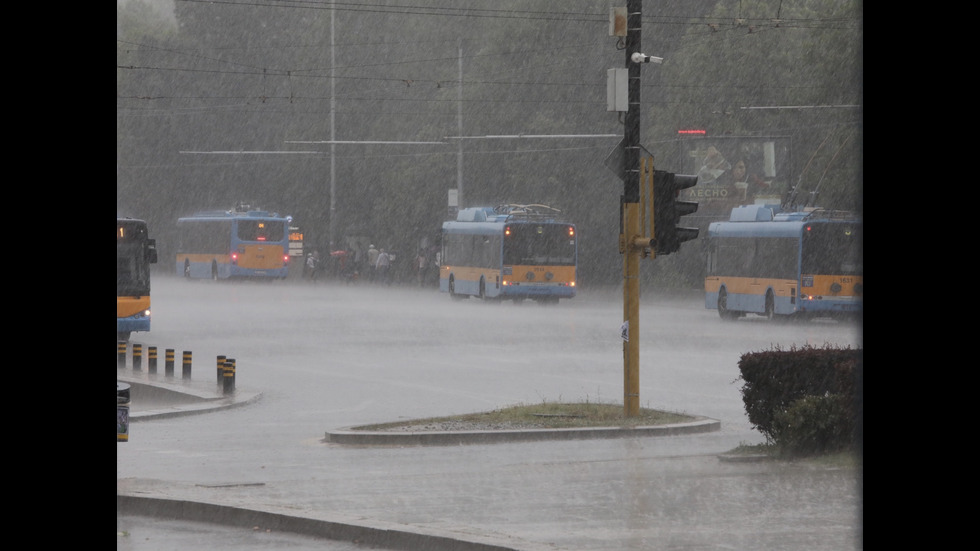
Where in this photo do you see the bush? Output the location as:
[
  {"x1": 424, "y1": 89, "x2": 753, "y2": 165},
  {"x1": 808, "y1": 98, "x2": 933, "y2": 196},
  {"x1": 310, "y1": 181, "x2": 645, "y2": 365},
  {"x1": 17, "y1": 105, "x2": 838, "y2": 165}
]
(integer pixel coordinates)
[
  {"x1": 737, "y1": 344, "x2": 861, "y2": 457},
  {"x1": 772, "y1": 394, "x2": 855, "y2": 457}
]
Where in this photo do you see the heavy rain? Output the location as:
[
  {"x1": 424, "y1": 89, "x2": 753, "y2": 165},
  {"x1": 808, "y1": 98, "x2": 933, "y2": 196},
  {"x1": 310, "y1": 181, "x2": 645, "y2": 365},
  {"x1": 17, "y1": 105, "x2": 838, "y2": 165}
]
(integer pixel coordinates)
[{"x1": 118, "y1": 1, "x2": 862, "y2": 550}]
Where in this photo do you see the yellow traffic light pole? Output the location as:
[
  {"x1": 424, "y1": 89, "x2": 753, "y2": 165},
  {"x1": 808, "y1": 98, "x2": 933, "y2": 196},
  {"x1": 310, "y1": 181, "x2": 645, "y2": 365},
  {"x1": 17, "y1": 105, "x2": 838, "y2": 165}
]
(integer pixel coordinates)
[
  {"x1": 621, "y1": 157, "x2": 655, "y2": 417},
  {"x1": 617, "y1": 3, "x2": 697, "y2": 417},
  {"x1": 622, "y1": 199, "x2": 639, "y2": 416},
  {"x1": 620, "y1": 0, "x2": 646, "y2": 418},
  {"x1": 622, "y1": 199, "x2": 641, "y2": 417}
]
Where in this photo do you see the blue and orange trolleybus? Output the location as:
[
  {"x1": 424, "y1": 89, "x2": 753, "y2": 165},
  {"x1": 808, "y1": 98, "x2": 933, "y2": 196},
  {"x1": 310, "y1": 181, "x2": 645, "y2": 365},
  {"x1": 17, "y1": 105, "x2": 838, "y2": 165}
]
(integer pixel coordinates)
[
  {"x1": 176, "y1": 204, "x2": 292, "y2": 280},
  {"x1": 117, "y1": 217, "x2": 157, "y2": 341},
  {"x1": 704, "y1": 204, "x2": 862, "y2": 320},
  {"x1": 440, "y1": 204, "x2": 576, "y2": 304}
]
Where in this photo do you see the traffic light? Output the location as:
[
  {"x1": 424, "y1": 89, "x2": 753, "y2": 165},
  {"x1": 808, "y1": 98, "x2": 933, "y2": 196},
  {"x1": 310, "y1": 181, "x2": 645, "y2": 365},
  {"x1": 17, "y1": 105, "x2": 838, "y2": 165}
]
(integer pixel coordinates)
[{"x1": 653, "y1": 170, "x2": 699, "y2": 255}]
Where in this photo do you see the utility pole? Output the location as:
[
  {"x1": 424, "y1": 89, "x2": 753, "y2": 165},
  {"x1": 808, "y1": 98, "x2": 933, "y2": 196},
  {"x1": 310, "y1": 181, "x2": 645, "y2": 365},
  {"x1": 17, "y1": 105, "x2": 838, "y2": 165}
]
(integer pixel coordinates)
[
  {"x1": 608, "y1": 2, "x2": 697, "y2": 417},
  {"x1": 621, "y1": 0, "x2": 643, "y2": 417},
  {"x1": 618, "y1": 0, "x2": 668, "y2": 416},
  {"x1": 329, "y1": 7, "x2": 336, "y2": 251},
  {"x1": 457, "y1": 39, "x2": 464, "y2": 210}
]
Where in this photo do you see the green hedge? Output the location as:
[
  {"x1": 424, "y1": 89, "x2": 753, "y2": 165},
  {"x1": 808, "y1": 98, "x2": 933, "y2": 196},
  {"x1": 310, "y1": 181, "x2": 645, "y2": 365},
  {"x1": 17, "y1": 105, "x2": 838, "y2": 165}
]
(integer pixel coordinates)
[{"x1": 737, "y1": 344, "x2": 862, "y2": 456}]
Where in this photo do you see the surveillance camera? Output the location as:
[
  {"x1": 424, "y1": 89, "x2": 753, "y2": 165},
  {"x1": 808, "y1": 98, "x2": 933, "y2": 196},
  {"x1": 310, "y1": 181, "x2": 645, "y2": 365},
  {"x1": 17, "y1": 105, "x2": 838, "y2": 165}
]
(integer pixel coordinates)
[{"x1": 631, "y1": 53, "x2": 663, "y2": 64}]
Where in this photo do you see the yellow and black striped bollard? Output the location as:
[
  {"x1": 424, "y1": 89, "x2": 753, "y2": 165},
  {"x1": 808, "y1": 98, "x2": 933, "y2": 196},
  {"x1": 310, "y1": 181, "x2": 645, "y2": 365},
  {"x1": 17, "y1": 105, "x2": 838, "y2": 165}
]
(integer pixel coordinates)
[
  {"x1": 216, "y1": 355, "x2": 226, "y2": 385},
  {"x1": 182, "y1": 350, "x2": 192, "y2": 380},
  {"x1": 222, "y1": 358, "x2": 236, "y2": 394},
  {"x1": 132, "y1": 343, "x2": 142, "y2": 371},
  {"x1": 165, "y1": 349, "x2": 175, "y2": 378},
  {"x1": 148, "y1": 346, "x2": 158, "y2": 375}
]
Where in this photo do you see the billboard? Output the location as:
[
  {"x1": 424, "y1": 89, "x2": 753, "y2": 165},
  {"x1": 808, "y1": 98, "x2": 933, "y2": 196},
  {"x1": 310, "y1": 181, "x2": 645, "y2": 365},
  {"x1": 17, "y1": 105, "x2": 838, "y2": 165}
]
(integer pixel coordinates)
[{"x1": 671, "y1": 136, "x2": 791, "y2": 223}]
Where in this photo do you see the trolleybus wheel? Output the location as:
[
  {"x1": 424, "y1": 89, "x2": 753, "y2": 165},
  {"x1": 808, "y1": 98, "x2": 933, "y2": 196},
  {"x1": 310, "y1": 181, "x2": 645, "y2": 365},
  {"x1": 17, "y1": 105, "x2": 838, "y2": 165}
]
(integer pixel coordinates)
[{"x1": 717, "y1": 288, "x2": 738, "y2": 321}]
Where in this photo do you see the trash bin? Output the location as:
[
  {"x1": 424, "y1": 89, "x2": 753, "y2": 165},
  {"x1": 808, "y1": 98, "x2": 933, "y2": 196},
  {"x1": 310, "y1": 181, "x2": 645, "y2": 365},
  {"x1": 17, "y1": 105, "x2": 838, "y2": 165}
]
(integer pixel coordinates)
[{"x1": 117, "y1": 382, "x2": 131, "y2": 442}]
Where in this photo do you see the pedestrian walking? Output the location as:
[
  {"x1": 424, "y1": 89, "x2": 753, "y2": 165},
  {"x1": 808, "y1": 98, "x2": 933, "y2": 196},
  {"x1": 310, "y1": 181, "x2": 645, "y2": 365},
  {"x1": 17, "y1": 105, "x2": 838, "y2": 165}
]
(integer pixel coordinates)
[
  {"x1": 307, "y1": 250, "x2": 321, "y2": 282},
  {"x1": 367, "y1": 244, "x2": 380, "y2": 283},
  {"x1": 375, "y1": 248, "x2": 391, "y2": 286},
  {"x1": 416, "y1": 248, "x2": 428, "y2": 287}
]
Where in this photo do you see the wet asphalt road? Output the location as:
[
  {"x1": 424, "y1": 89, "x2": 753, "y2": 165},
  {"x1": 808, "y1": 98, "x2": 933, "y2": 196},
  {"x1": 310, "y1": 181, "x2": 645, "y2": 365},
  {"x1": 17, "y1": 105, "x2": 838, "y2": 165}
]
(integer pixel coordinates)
[{"x1": 117, "y1": 275, "x2": 861, "y2": 550}]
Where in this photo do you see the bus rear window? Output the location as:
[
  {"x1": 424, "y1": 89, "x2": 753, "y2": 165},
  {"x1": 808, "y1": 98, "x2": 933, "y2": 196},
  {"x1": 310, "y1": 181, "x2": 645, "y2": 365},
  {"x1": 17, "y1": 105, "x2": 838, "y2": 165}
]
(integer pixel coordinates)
[{"x1": 237, "y1": 220, "x2": 284, "y2": 242}]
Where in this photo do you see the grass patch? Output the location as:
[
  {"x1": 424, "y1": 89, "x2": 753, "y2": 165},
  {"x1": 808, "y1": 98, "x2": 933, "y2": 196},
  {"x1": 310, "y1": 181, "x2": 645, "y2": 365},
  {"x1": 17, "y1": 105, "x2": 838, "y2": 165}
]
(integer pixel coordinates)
[
  {"x1": 353, "y1": 401, "x2": 697, "y2": 431},
  {"x1": 726, "y1": 442, "x2": 775, "y2": 455},
  {"x1": 723, "y1": 441, "x2": 860, "y2": 468}
]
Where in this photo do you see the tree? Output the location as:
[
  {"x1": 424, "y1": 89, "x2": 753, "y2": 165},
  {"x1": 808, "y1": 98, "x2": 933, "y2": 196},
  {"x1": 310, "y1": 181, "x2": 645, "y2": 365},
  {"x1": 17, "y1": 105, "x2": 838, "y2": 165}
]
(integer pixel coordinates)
[
  {"x1": 654, "y1": 0, "x2": 861, "y2": 212},
  {"x1": 119, "y1": 1, "x2": 860, "y2": 287}
]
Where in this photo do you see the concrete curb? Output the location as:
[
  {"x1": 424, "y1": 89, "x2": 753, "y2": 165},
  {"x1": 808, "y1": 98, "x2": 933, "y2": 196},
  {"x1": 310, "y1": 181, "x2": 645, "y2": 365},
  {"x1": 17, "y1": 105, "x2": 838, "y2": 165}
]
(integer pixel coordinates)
[
  {"x1": 117, "y1": 493, "x2": 551, "y2": 551},
  {"x1": 325, "y1": 417, "x2": 721, "y2": 446},
  {"x1": 118, "y1": 369, "x2": 720, "y2": 444},
  {"x1": 117, "y1": 372, "x2": 262, "y2": 420},
  {"x1": 128, "y1": 391, "x2": 263, "y2": 420}
]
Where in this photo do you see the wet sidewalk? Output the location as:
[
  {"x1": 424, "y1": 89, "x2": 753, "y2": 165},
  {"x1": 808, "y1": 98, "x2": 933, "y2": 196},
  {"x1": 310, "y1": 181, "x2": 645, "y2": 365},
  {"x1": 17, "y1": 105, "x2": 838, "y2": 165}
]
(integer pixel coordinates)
[{"x1": 119, "y1": 370, "x2": 262, "y2": 420}]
